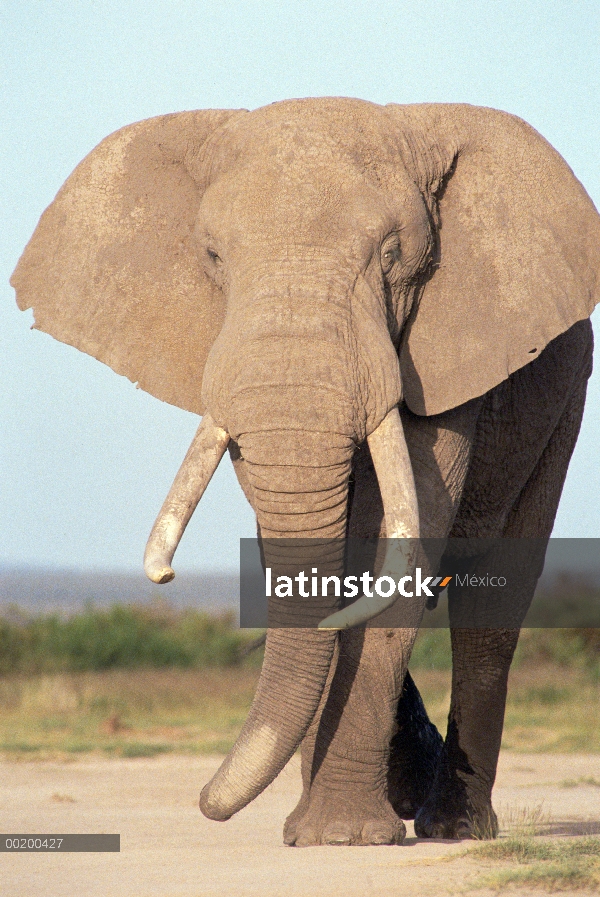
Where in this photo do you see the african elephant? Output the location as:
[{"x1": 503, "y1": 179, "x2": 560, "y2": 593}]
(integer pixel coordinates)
[{"x1": 12, "y1": 98, "x2": 600, "y2": 846}]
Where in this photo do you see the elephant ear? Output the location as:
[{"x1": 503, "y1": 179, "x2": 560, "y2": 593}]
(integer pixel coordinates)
[
  {"x1": 11, "y1": 109, "x2": 245, "y2": 414},
  {"x1": 387, "y1": 103, "x2": 600, "y2": 416}
]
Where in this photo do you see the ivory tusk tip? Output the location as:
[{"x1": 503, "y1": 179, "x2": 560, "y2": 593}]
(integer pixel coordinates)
[
  {"x1": 145, "y1": 564, "x2": 175, "y2": 584},
  {"x1": 317, "y1": 614, "x2": 351, "y2": 631}
]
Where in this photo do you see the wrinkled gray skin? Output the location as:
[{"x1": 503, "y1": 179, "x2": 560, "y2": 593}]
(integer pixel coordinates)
[{"x1": 12, "y1": 98, "x2": 600, "y2": 846}]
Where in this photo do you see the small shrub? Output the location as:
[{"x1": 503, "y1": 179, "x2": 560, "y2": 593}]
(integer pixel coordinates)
[{"x1": 0, "y1": 603, "x2": 264, "y2": 673}]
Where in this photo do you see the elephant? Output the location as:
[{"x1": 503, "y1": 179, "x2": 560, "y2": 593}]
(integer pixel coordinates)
[{"x1": 11, "y1": 98, "x2": 600, "y2": 846}]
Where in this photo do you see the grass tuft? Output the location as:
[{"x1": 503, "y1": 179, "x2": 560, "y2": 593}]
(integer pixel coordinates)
[
  {"x1": 471, "y1": 838, "x2": 600, "y2": 891},
  {"x1": 466, "y1": 808, "x2": 600, "y2": 892},
  {"x1": 481, "y1": 857, "x2": 600, "y2": 891},
  {"x1": 559, "y1": 776, "x2": 600, "y2": 788},
  {"x1": 497, "y1": 803, "x2": 548, "y2": 837}
]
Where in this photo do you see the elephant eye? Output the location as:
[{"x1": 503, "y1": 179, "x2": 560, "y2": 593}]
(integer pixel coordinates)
[
  {"x1": 381, "y1": 237, "x2": 401, "y2": 275},
  {"x1": 206, "y1": 247, "x2": 222, "y2": 264}
]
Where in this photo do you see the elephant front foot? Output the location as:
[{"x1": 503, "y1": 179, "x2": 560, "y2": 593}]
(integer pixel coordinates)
[
  {"x1": 414, "y1": 800, "x2": 498, "y2": 840},
  {"x1": 284, "y1": 785, "x2": 406, "y2": 847},
  {"x1": 387, "y1": 670, "x2": 444, "y2": 819},
  {"x1": 413, "y1": 760, "x2": 498, "y2": 840}
]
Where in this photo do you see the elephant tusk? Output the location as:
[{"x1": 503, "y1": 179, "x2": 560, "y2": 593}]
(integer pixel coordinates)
[
  {"x1": 319, "y1": 406, "x2": 419, "y2": 629},
  {"x1": 144, "y1": 413, "x2": 230, "y2": 584}
]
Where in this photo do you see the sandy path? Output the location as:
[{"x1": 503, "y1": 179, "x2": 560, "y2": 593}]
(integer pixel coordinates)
[{"x1": 1, "y1": 752, "x2": 599, "y2": 897}]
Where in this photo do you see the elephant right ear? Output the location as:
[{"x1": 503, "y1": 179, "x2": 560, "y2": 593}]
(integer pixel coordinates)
[
  {"x1": 386, "y1": 103, "x2": 600, "y2": 416},
  {"x1": 11, "y1": 109, "x2": 245, "y2": 414}
]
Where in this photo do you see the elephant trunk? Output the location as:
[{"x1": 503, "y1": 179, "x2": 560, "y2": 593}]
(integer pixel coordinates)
[
  {"x1": 199, "y1": 428, "x2": 352, "y2": 820},
  {"x1": 199, "y1": 627, "x2": 338, "y2": 820}
]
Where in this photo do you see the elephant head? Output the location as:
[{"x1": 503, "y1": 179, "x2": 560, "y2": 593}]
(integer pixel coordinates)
[{"x1": 11, "y1": 98, "x2": 600, "y2": 820}]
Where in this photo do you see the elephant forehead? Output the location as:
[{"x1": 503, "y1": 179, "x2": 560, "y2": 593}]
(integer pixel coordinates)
[
  {"x1": 203, "y1": 162, "x2": 391, "y2": 224},
  {"x1": 208, "y1": 98, "x2": 407, "y2": 186},
  {"x1": 198, "y1": 170, "x2": 409, "y2": 270}
]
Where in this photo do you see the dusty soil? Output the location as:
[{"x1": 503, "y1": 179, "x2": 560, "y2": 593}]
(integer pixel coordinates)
[{"x1": 1, "y1": 752, "x2": 599, "y2": 897}]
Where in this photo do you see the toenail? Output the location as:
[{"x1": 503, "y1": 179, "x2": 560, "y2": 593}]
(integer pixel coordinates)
[
  {"x1": 369, "y1": 831, "x2": 394, "y2": 844},
  {"x1": 324, "y1": 832, "x2": 352, "y2": 845}
]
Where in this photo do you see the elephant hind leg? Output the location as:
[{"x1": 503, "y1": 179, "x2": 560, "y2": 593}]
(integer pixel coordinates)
[
  {"x1": 415, "y1": 358, "x2": 591, "y2": 841},
  {"x1": 387, "y1": 670, "x2": 444, "y2": 819}
]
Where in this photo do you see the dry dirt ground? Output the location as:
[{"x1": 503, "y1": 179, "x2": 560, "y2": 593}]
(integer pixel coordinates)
[{"x1": 1, "y1": 752, "x2": 599, "y2": 897}]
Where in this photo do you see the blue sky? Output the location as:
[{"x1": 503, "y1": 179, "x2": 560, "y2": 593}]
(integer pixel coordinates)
[{"x1": 2, "y1": 1, "x2": 600, "y2": 572}]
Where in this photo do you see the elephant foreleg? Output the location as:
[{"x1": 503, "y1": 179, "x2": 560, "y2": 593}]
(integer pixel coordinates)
[
  {"x1": 415, "y1": 359, "x2": 590, "y2": 839},
  {"x1": 284, "y1": 625, "x2": 418, "y2": 846}
]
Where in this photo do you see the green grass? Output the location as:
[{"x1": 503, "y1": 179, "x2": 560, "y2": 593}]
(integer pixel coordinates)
[
  {"x1": 0, "y1": 659, "x2": 596, "y2": 759},
  {"x1": 499, "y1": 666, "x2": 599, "y2": 753},
  {"x1": 409, "y1": 626, "x2": 600, "y2": 676},
  {"x1": 468, "y1": 837, "x2": 600, "y2": 891},
  {"x1": 474, "y1": 837, "x2": 600, "y2": 862},
  {"x1": 0, "y1": 667, "x2": 261, "y2": 758},
  {"x1": 119, "y1": 742, "x2": 173, "y2": 758},
  {"x1": 1, "y1": 602, "x2": 598, "y2": 677},
  {"x1": 0, "y1": 603, "x2": 264, "y2": 673},
  {"x1": 457, "y1": 805, "x2": 600, "y2": 891},
  {"x1": 0, "y1": 608, "x2": 598, "y2": 757}
]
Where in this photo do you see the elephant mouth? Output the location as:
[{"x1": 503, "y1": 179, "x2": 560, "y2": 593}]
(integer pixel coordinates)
[{"x1": 143, "y1": 406, "x2": 419, "y2": 628}]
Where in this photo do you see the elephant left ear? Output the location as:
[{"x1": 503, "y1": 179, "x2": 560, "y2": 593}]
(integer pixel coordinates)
[
  {"x1": 386, "y1": 104, "x2": 600, "y2": 415},
  {"x1": 11, "y1": 109, "x2": 245, "y2": 414}
]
